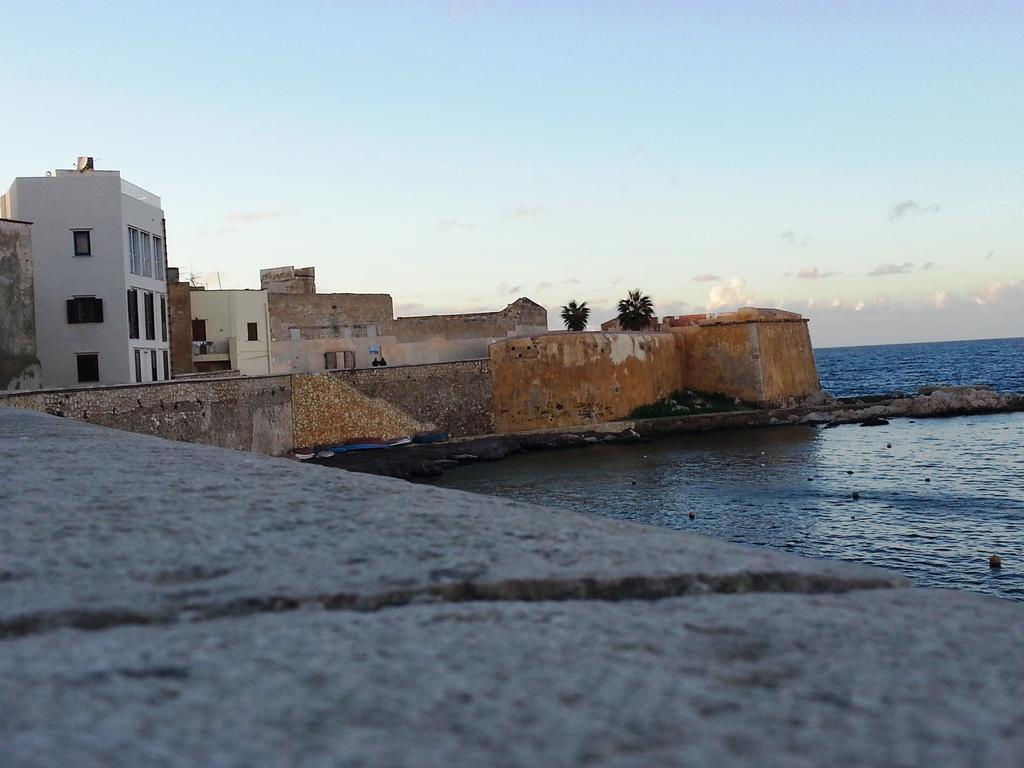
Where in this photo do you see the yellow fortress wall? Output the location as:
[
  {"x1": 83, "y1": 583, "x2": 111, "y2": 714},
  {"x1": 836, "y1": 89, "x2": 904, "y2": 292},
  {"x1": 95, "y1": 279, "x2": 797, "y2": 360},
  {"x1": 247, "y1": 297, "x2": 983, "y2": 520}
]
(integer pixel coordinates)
[
  {"x1": 674, "y1": 308, "x2": 820, "y2": 405},
  {"x1": 489, "y1": 332, "x2": 684, "y2": 432}
]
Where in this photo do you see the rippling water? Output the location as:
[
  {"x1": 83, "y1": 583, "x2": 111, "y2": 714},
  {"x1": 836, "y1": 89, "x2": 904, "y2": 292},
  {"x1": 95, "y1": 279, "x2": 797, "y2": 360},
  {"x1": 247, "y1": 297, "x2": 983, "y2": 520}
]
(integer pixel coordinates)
[
  {"x1": 434, "y1": 414, "x2": 1024, "y2": 600},
  {"x1": 816, "y1": 336, "x2": 1024, "y2": 397}
]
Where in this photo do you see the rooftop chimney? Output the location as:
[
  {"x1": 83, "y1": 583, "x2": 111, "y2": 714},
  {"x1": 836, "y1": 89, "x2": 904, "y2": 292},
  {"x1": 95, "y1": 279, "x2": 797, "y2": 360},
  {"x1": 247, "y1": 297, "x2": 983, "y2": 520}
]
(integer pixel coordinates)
[{"x1": 76, "y1": 156, "x2": 94, "y2": 172}]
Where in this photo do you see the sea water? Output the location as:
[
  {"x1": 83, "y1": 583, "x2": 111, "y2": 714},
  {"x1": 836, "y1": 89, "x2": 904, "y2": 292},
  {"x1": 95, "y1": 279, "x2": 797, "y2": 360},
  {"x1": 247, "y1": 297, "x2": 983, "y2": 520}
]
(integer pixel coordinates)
[{"x1": 434, "y1": 338, "x2": 1024, "y2": 599}]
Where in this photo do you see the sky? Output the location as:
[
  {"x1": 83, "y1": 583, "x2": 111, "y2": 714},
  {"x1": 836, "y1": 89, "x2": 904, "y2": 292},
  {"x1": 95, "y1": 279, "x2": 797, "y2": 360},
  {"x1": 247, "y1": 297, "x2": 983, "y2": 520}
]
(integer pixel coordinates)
[{"x1": 2, "y1": 1, "x2": 1021, "y2": 347}]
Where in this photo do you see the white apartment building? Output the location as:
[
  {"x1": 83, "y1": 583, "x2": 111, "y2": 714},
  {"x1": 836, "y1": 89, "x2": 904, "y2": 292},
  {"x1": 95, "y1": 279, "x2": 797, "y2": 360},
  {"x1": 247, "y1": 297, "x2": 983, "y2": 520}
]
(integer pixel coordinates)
[{"x1": 0, "y1": 158, "x2": 170, "y2": 387}]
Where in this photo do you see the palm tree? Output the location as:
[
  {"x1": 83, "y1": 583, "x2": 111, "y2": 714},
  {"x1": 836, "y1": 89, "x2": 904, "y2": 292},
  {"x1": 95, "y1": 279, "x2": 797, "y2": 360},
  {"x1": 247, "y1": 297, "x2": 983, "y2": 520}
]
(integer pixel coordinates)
[
  {"x1": 616, "y1": 289, "x2": 655, "y2": 331},
  {"x1": 560, "y1": 300, "x2": 591, "y2": 331}
]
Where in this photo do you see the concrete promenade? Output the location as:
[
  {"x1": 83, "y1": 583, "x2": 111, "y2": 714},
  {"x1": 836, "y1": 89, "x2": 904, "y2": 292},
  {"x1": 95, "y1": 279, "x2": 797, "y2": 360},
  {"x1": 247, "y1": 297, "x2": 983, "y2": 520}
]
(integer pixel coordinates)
[{"x1": 2, "y1": 406, "x2": 1022, "y2": 766}]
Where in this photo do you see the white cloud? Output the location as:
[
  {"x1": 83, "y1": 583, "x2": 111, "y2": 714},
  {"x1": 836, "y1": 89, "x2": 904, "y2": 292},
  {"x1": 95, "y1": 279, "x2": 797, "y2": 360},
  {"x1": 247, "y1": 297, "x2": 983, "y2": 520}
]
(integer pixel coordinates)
[
  {"x1": 886, "y1": 200, "x2": 940, "y2": 221},
  {"x1": 509, "y1": 204, "x2": 546, "y2": 219},
  {"x1": 795, "y1": 267, "x2": 837, "y2": 279},
  {"x1": 706, "y1": 278, "x2": 752, "y2": 311},
  {"x1": 691, "y1": 273, "x2": 722, "y2": 283},
  {"x1": 435, "y1": 218, "x2": 476, "y2": 232},
  {"x1": 974, "y1": 279, "x2": 1024, "y2": 305},
  {"x1": 868, "y1": 262, "x2": 915, "y2": 277}
]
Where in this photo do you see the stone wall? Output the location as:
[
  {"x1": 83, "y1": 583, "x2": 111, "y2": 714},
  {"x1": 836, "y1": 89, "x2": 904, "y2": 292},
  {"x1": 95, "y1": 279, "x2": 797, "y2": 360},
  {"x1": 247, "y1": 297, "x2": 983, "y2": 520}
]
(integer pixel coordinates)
[
  {"x1": 267, "y1": 293, "x2": 395, "y2": 342},
  {"x1": 0, "y1": 359, "x2": 497, "y2": 454},
  {"x1": 336, "y1": 359, "x2": 494, "y2": 437},
  {"x1": 490, "y1": 332, "x2": 684, "y2": 432},
  {"x1": 393, "y1": 298, "x2": 548, "y2": 342},
  {"x1": 675, "y1": 309, "x2": 821, "y2": 405},
  {"x1": 291, "y1": 374, "x2": 430, "y2": 449},
  {"x1": 167, "y1": 275, "x2": 194, "y2": 376},
  {"x1": 0, "y1": 219, "x2": 41, "y2": 390},
  {"x1": 0, "y1": 376, "x2": 293, "y2": 455}
]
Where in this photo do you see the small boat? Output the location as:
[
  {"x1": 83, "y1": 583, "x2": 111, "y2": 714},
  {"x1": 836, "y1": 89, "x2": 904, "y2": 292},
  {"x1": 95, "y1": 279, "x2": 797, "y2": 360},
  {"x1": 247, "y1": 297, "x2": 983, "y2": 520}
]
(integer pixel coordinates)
[
  {"x1": 315, "y1": 450, "x2": 336, "y2": 458},
  {"x1": 387, "y1": 436, "x2": 413, "y2": 447},
  {"x1": 412, "y1": 430, "x2": 449, "y2": 444},
  {"x1": 326, "y1": 442, "x2": 392, "y2": 454},
  {"x1": 292, "y1": 448, "x2": 315, "y2": 460}
]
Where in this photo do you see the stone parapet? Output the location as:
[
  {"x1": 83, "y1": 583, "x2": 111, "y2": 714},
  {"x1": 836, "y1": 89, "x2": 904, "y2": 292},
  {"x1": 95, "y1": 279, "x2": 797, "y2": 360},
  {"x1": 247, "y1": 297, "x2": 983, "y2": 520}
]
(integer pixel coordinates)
[{"x1": 1, "y1": 406, "x2": 1021, "y2": 767}]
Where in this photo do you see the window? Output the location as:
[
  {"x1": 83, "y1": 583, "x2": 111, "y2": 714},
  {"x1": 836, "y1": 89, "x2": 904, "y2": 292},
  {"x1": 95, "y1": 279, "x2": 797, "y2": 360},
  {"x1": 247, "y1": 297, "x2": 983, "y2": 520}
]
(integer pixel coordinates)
[
  {"x1": 76, "y1": 353, "x2": 99, "y2": 383},
  {"x1": 144, "y1": 292, "x2": 155, "y2": 340},
  {"x1": 66, "y1": 296, "x2": 104, "y2": 324},
  {"x1": 162, "y1": 350, "x2": 169, "y2": 381},
  {"x1": 159, "y1": 296, "x2": 167, "y2": 341},
  {"x1": 73, "y1": 230, "x2": 91, "y2": 257},
  {"x1": 247, "y1": 322, "x2": 259, "y2": 342},
  {"x1": 153, "y1": 236, "x2": 163, "y2": 279},
  {"x1": 192, "y1": 318, "x2": 207, "y2": 341},
  {"x1": 127, "y1": 290, "x2": 139, "y2": 339},
  {"x1": 150, "y1": 349, "x2": 158, "y2": 381},
  {"x1": 134, "y1": 349, "x2": 142, "y2": 383},
  {"x1": 324, "y1": 351, "x2": 338, "y2": 369},
  {"x1": 129, "y1": 227, "x2": 141, "y2": 274},
  {"x1": 141, "y1": 232, "x2": 152, "y2": 278}
]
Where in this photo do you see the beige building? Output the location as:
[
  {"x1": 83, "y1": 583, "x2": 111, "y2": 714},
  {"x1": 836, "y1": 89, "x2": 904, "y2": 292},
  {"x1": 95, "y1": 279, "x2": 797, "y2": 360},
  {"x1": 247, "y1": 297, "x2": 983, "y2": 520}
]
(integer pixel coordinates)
[
  {"x1": 261, "y1": 266, "x2": 548, "y2": 374},
  {"x1": 189, "y1": 289, "x2": 271, "y2": 376}
]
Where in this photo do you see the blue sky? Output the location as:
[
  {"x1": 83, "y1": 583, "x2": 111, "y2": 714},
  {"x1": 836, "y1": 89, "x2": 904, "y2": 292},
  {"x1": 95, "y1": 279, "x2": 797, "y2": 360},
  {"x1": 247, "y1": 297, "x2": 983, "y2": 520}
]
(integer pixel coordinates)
[{"x1": 2, "y1": 1, "x2": 1022, "y2": 346}]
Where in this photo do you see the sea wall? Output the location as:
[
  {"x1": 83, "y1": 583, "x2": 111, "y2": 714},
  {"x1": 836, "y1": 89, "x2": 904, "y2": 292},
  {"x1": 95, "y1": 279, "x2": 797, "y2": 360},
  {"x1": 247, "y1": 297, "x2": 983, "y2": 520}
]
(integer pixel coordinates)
[
  {"x1": 675, "y1": 309, "x2": 820, "y2": 405},
  {"x1": 0, "y1": 359, "x2": 494, "y2": 454},
  {"x1": 0, "y1": 376, "x2": 293, "y2": 454},
  {"x1": 335, "y1": 359, "x2": 494, "y2": 437},
  {"x1": 490, "y1": 332, "x2": 683, "y2": 432}
]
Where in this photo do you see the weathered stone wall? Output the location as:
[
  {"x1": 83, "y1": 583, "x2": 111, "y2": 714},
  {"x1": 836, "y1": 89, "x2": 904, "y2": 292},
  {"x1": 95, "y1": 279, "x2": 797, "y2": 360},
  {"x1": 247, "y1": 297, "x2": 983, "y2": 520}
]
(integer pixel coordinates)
[
  {"x1": 336, "y1": 359, "x2": 494, "y2": 437},
  {"x1": 393, "y1": 298, "x2": 548, "y2": 342},
  {"x1": 260, "y1": 265, "x2": 316, "y2": 294},
  {"x1": 0, "y1": 219, "x2": 41, "y2": 390},
  {"x1": 167, "y1": 277, "x2": 194, "y2": 376},
  {"x1": 490, "y1": 332, "x2": 684, "y2": 432},
  {"x1": 267, "y1": 293, "x2": 395, "y2": 342},
  {"x1": 291, "y1": 374, "x2": 430, "y2": 448},
  {"x1": 676, "y1": 323, "x2": 762, "y2": 402},
  {"x1": 675, "y1": 309, "x2": 821, "y2": 405},
  {"x1": 755, "y1": 319, "x2": 822, "y2": 403},
  {"x1": 1, "y1": 358, "x2": 496, "y2": 455},
  {"x1": 0, "y1": 376, "x2": 293, "y2": 455}
]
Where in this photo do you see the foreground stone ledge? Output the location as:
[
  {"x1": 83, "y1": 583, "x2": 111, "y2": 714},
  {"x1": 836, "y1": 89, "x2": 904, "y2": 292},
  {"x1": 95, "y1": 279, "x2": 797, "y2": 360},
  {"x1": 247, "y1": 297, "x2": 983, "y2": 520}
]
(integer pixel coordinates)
[
  {"x1": 3, "y1": 590, "x2": 1022, "y2": 768},
  {"x1": 0, "y1": 407, "x2": 903, "y2": 635}
]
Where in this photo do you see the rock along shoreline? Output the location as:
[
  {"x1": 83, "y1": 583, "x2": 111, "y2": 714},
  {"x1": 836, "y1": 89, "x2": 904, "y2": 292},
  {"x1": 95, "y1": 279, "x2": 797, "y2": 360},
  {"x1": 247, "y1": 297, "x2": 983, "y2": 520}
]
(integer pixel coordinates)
[{"x1": 310, "y1": 385, "x2": 1024, "y2": 480}]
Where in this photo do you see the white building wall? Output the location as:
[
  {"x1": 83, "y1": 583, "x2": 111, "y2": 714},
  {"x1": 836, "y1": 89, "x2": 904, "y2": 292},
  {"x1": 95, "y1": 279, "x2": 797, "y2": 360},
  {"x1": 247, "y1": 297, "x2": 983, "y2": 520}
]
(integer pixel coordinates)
[
  {"x1": 190, "y1": 290, "x2": 272, "y2": 376},
  {"x1": 1, "y1": 169, "x2": 168, "y2": 388}
]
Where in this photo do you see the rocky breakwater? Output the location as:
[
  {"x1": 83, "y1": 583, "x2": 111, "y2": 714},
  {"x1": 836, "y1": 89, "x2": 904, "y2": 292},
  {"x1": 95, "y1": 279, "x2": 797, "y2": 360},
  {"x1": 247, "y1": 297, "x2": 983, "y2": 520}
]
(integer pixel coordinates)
[{"x1": 798, "y1": 385, "x2": 1024, "y2": 427}]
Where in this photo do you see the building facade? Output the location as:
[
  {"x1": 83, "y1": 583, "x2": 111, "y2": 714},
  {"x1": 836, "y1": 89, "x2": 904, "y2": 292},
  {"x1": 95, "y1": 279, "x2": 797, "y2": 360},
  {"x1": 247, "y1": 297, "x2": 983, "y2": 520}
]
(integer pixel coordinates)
[
  {"x1": 261, "y1": 266, "x2": 549, "y2": 373},
  {"x1": 189, "y1": 289, "x2": 272, "y2": 376},
  {"x1": 0, "y1": 159, "x2": 169, "y2": 387},
  {"x1": 0, "y1": 218, "x2": 42, "y2": 389}
]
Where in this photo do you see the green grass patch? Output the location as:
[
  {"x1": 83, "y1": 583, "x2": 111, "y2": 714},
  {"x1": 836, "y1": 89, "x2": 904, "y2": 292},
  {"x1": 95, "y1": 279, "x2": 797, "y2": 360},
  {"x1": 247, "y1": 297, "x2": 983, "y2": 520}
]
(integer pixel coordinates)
[{"x1": 630, "y1": 390, "x2": 753, "y2": 419}]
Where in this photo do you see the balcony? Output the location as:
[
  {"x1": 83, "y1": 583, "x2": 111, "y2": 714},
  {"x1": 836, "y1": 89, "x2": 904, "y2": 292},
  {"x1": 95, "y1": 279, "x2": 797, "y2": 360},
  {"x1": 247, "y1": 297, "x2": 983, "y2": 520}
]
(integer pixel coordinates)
[{"x1": 193, "y1": 339, "x2": 231, "y2": 361}]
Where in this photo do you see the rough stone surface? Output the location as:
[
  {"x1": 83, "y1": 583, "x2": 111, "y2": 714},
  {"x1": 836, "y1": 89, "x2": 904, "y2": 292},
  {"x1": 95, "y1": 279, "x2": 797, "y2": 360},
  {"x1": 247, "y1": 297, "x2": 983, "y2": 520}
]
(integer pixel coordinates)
[
  {"x1": 3, "y1": 406, "x2": 1023, "y2": 767},
  {"x1": 0, "y1": 375, "x2": 293, "y2": 454},
  {"x1": 291, "y1": 372, "x2": 430, "y2": 447},
  {"x1": 490, "y1": 332, "x2": 683, "y2": 432},
  {"x1": 334, "y1": 359, "x2": 494, "y2": 437},
  {"x1": 0, "y1": 408, "x2": 902, "y2": 634},
  {"x1": 3, "y1": 591, "x2": 1022, "y2": 768},
  {"x1": 0, "y1": 218, "x2": 41, "y2": 390}
]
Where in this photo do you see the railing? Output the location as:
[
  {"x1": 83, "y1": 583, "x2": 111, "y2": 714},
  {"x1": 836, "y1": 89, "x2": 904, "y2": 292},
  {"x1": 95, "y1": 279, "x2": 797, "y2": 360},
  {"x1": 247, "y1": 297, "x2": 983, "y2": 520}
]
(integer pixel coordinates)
[{"x1": 193, "y1": 339, "x2": 230, "y2": 356}]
